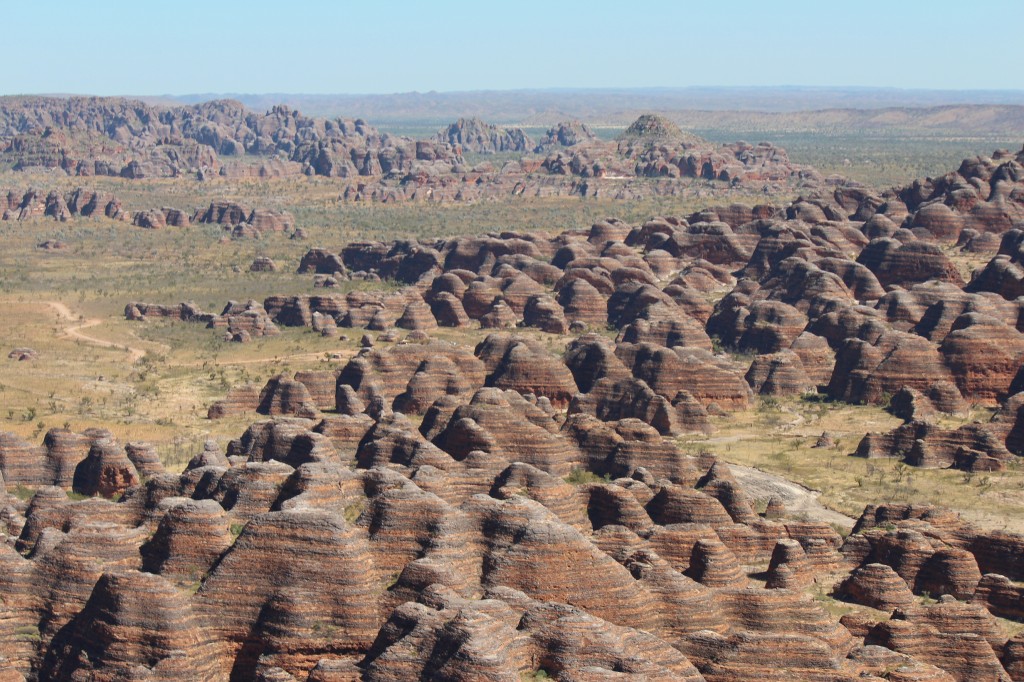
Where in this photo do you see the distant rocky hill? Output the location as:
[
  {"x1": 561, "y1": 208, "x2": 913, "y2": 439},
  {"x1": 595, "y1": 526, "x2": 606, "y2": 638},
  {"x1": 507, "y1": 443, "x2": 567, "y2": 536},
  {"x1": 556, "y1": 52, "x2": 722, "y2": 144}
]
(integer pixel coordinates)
[
  {"x1": 344, "y1": 114, "x2": 811, "y2": 202},
  {"x1": 0, "y1": 96, "x2": 461, "y2": 180},
  {"x1": 0, "y1": 98, "x2": 814, "y2": 201},
  {"x1": 435, "y1": 117, "x2": 532, "y2": 154}
]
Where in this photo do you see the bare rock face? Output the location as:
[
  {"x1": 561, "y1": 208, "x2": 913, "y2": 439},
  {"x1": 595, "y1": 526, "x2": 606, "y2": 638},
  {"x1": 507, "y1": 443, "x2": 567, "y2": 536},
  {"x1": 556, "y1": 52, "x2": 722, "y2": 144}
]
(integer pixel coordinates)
[
  {"x1": 258, "y1": 374, "x2": 320, "y2": 418},
  {"x1": 563, "y1": 334, "x2": 631, "y2": 393},
  {"x1": 0, "y1": 432, "x2": 47, "y2": 486},
  {"x1": 711, "y1": 299, "x2": 809, "y2": 354},
  {"x1": 837, "y1": 563, "x2": 915, "y2": 611},
  {"x1": 745, "y1": 350, "x2": 816, "y2": 396},
  {"x1": 216, "y1": 299, "x2": 281, "y2": 339},
  {"x1": 967, "y1": 253, "x2": 1024, "y2": 300},
  {"x1": 866, "y1": 599, "x2": 1008, "y2": 682},
  {"x1": 535, "y1": 119, "x2": 599, "y2": 149},
  {"x1": 298, "y1": 248, "x2": 347, "y2": 275},
  {"x1": 685, "y1": 538, "x2": 746, "y2": 588},
  {"x1": 854, "y1": 420, "x2": 1010, "y2": 471},
  {"x1": 364, "y1": 586, "x2": 704, "y2": 681},
  {"x1": 428, "y1": 291, "x2": 470, "y2": 327},
  {"x1": 13, "y1": 146, "x2": 1024, "y2": 679},
  {"x1": 40, "y1": 570, "x2": 226, "y2": 680},
  {"x1": 616, "y1": 343, "x2": 752, "y2": 411},
  {"x1": 569, "y1": 375, "x2": 712, "y2": 436},
  {"x1": 186, "y1": 439, "x2": 230, "y2": 470},
  {"x1": 857, "y1": 238, "x2": 965, "y2": 288},
  {"x1": 888, "y1": 386, "x2": 948, "y2": 421},
  {"x1": 208, "y1": 383, "x2": 262, "y2": 419},
  {"x1": 591, "y1": 418, "x2": 695, "y2": 482},
  {"x1": 521, "y1": 294, "x2": 569, "y2": 334},
  {"x1": 478, "y1": 334, "x2": 578, "y2": 408},
  {"x1": 71, "y1": 437, "x2": 140, "y2": 498},
  {"x1": 227, "y1": 419, "x2": 337, "y2": 470},
  {"x1": 975, "y1": 573, "x2": 1024, "y2": 621},
  {"x1": 140, "y1": 498, "x2": 234, "y2": 585},
  {"x1": 124, "y1": 441, "x2": 164, "y2": 479},
  {"x1": 478, "y1": 299, "x2": 518, "y2": 329},
  {"x1": 827, "y1": 330, "x2": 956, "y2": 406},
  {"x1": 338, "y1": 340, "x2": 485, "y2": 410},
  {"x1": 556, "y1": 277, "x2": 608, "y2": 327},
  {"x1": 249, "y1": 256, "x2": 277, "y2": 272},
  {"x1": 395, "y1": 298, "x2": 437, "y2": 331},
  {"x1": 435, "y1": 117, "x2": 533, "y2": 154},
  {"x1": 916, "y1": 547, "x2": 982, "y2": 600},
  {"x1": 765, "y1": 539, "x2": 813, "y2": 589},
  {"x1": 196, "y1": 508, "x2": 381, "y2": 679},
  {"x1": 392, "y1": 356, "x2": 474, "y2": 415},
  {"x1": 620, "y1": 314, "x2": 714, "y2": 350},
  {"x1": 939, "y1": 313, "x2": 1024, "y2": 405},
  {"x1": 293, "y1": 370, "x2": 342, "y2": 411},
  {"x1": 431, "y1": 388, "x2": 580, "y2": 475}
]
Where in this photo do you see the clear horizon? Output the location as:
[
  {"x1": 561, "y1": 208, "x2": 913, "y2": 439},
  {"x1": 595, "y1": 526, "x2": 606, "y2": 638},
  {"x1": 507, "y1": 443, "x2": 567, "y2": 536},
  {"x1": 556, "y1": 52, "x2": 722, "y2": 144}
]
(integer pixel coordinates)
[{"x1": 3, "y1": 0, "x2": 1023, "y2": 96}]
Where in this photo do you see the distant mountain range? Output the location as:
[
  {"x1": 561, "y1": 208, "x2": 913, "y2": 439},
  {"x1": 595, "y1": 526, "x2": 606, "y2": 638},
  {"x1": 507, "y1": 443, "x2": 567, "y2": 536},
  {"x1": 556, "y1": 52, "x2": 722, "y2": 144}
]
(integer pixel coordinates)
[{"x1": 159, "y1": 87, "x2": 1024, "y2": 130}]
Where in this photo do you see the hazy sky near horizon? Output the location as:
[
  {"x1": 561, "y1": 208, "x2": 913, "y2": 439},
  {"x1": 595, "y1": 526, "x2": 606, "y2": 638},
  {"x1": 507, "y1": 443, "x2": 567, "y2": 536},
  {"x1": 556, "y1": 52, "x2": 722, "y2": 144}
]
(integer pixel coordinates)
[{"x1": 3, "y1": 0, "x2": 1022, "y2": 95}]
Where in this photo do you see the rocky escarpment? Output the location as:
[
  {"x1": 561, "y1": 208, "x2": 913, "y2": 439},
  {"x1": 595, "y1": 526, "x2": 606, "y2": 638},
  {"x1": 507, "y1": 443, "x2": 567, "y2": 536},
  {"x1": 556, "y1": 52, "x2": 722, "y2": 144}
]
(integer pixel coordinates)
[
  {"x1": 1, "y1": 98, "x2": 816, "y2": 203},
  {"x1": 0, "y1": 96, "x2": 462, "y2": 181}
]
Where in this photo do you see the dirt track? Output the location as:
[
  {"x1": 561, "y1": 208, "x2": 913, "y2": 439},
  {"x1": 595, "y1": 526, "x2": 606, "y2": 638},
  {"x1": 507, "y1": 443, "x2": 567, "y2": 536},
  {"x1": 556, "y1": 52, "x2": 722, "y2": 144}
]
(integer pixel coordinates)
[{"x1": 47, "y1": 301, "x2": 148, "y2": 363}]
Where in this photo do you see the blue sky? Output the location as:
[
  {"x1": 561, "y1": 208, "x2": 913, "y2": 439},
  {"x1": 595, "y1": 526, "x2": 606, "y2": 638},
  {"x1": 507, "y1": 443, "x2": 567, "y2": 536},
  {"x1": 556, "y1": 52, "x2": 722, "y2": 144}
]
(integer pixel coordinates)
[{"x1": 3, "y1": 0, "x2": 1023, "y2": 95}]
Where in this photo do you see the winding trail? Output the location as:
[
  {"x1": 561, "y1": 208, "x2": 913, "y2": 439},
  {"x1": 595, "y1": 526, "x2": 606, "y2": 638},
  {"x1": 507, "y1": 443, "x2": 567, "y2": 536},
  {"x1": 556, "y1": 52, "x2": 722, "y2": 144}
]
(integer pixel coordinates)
[
  {"x1": 47, "y1": 301, "x2": 348, "y2": 369},
  {"x1": 47, "y1": 301, "x2": 149, "y2": 363}
]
